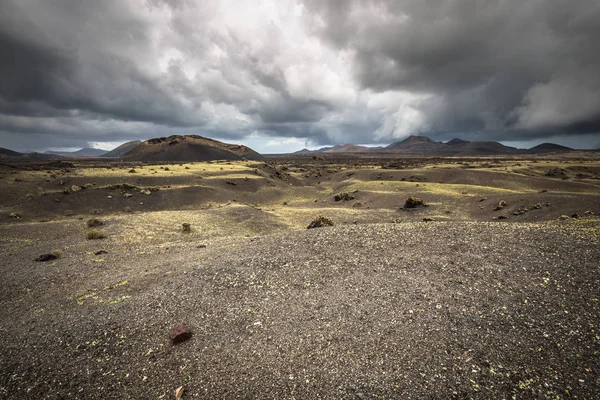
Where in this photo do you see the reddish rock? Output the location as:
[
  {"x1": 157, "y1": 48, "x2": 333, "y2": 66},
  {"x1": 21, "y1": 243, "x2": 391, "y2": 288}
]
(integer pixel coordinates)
[{"x1": 169, "y1": 324, "x2": 192, "y2": 344}]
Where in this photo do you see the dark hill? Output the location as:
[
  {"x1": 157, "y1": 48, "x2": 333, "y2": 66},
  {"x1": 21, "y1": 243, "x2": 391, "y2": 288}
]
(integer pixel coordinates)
[
  {"x1": 446, "y1": 138, "x2": 470, "y2": 145},
  {"x1": 528, "y1": 143, "x2": 572, "y2": 153},
  {"x1": 1, "y1": 148, "x2": 62, "y2": 161},
  {"x1": 385, "y1": 135, "x2": 446, "y2": 153},
  {"x1": 0, "y1": 147, "x2": 23, "y2": 158},
  {"x1": 121, "y1": 135, "x2": 264, "y2": 162},
  {"x1": 102, "y1": 140, "x2": 142, "y2": 158},
  {"x1": 452, "y1": 141, "x2": 520, "y2": 156}
]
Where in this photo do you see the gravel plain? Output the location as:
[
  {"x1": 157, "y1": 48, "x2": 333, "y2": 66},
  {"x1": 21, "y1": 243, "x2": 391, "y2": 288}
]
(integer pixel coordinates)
[{"x1": 1, "y1": 220, "x2": 599, "y2": 399}]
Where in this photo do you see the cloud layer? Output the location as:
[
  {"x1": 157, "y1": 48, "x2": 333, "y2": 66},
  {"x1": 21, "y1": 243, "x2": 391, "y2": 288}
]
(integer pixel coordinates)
[{"x1": 1, "y1": 0, "x2": 599, "y2": 150}]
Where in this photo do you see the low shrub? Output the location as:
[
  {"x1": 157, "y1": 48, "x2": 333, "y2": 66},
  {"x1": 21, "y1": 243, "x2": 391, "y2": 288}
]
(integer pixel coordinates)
[
  {"x1": 307, "y1": 215, "x2": 334, "y2": 229},
  {"x1": 86, "y1": 218, "x2": 104, "y2": 227},
  {"x1": 86, "y1": 230, "x2": 106, "y2": 240}
]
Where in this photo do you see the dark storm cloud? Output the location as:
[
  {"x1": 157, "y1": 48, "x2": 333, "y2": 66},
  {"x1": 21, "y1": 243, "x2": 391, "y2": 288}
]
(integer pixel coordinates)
[
  {"x1": 0, "y1": 0, "x2": 599, "y2": 151},
  {"x1": 304, "y1": 0, "x2": 600, "y2": 141}
]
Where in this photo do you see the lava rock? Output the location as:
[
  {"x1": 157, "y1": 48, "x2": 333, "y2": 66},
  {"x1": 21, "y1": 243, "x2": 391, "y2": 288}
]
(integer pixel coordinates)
[{"x1": 169, "y1": 324, "x2": 193, "y2": 344}]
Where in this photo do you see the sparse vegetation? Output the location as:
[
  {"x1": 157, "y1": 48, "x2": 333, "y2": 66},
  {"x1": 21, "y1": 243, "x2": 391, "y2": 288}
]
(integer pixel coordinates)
[
  {"x1": 86, "y1": 218, "x2": 104, "y2": 227},
  {"x1": 307, "y1": 215, "x2": 334, "y2": 229},
  {"x1": 86, "y1": 230, "x2": 106, "y2": 240},
  {"x1": 334, "y1": 192, "x2": 355, "y2": 201},
  {"x1": 404, "y1": 196, "x2": 427, "y2": 208}
]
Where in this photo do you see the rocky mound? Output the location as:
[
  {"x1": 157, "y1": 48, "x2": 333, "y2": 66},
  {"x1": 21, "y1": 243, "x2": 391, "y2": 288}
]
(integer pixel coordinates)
[{"x1": 121, "y1": 135, "x2": 264, "y2": 162}]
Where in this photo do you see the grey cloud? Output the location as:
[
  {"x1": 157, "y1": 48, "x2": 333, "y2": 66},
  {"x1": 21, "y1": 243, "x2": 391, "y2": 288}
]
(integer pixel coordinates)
[
  {"x1": 304, "y1": 0, "x2": 600, "y2": 140},
  {"x1": 0, "y1": 0, "x2": 599, "y2": 151}
]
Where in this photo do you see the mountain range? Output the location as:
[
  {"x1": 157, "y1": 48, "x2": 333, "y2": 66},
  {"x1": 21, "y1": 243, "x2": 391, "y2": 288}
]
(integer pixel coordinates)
[
  {"x1": 296, "y1": 136, "x2": 579, "y2": 156},
  {"x1": 0, "y1": 134, "x2": 592, "y2": 162}
]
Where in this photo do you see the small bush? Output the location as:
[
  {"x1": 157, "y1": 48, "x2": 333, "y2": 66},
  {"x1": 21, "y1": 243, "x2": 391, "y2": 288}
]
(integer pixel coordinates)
[
  {"x1": 404, "y1": 197, "x2": 427, "y2": 208},
  {"x1": 9, "y1": 212, "x2": 22, "y2": 219},
  {"x1": 86, "y1": 230, "x2": 106, "y2": 240},
  {"x1": 86, "y1": 218, "x2": 104, "y2": 227},
  {"x1": 307, "y1": 215, "x2": 334, "y2": 229},
  {"x1": 334, "y1": 192, "x2": 355, "y2": 202},
  {"x1": 182, "y1": 223, "x2": 191, "y2": 233},
  {"x1": 52, "y1": 250, "x2": 62, "y2": 258}
]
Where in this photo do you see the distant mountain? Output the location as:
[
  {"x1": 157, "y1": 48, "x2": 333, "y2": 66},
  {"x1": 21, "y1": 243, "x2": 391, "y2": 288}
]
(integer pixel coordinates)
[
  {"x1": 287, "y1": 136, "x2": 585, "y2": 156},
  {"x1": 385, "y1": 135, "x2": 447, "y2": 153},
  {"x1": 451, "y1": 141, "x2": 520, "y2": 156},
  {"x1": 1, "y1": 147, "x2": 63, "y2": 161},
  {"x1": 121, "y1": 135, "x2": 264, "y2": 162},
  {"x1": 322, "y1": 144, "x2": 373, "y2": 153},
  {"x1": 102, "y1": 140, "x2": 142, "y2": 158},
  {"x1": 293, "y1": 148, "x2": 316, "y2": 154},
  {"x1": 446, "y1": 138, "x2": 470, "y2": 145},
  {"x1": 528, "y1": 143, "x2": 572, "y2": 153},
  {"x1": 46, "y1": 148, "x2": 107, "y2": 157}
]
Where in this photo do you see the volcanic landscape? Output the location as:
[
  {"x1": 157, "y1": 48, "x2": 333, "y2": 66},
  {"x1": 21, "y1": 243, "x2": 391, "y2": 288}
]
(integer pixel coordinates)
[{"x1": 1, "y1": 136, "x2": 599, "y2": 399}]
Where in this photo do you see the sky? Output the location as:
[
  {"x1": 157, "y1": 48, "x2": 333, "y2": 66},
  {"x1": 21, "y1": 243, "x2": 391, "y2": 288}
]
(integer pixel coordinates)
[{"x1": 1, "y1": 0, "x2": 600, "y2": 153}]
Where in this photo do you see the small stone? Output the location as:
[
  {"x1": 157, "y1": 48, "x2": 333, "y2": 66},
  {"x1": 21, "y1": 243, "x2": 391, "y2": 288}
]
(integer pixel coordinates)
[
  {"x1": 169, "y1": 324, "x2": 193, "y2": 344},
  {"x1": 196, "y1": 244, "x2": 207, "y2": 248}
]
